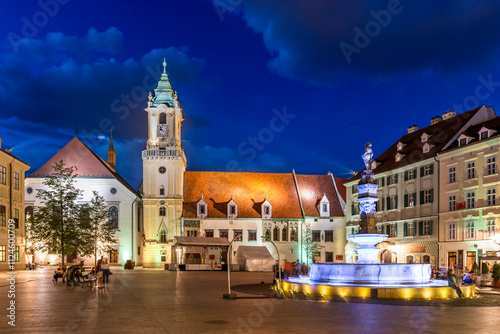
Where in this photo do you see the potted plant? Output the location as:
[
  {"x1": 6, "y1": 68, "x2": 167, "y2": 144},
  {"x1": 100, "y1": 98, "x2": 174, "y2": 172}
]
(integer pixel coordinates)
[
  {"x1": 492, "y1": 263, "x2": 500, "y2": 288},
  {"x1": 124, "y1": 259, "x2": 135, "y2": 270}
]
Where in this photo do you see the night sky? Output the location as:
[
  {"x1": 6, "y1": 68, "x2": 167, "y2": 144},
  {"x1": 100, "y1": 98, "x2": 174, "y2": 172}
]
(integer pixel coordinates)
[{"x1": 2, "y1": 0, "x2": 500, "y2": 189}]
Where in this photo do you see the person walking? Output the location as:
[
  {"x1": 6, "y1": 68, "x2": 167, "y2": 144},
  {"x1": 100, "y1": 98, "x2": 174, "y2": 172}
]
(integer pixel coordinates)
[
  {"x1": 447, "y1": 268, "x2": 463, "y2": 298},
  {"x1": 96, "y1": 256, "x2": 103, "y2": 288},
  {"x1": 296, "y1": 260, "x2": 302, "y2": 276},
  {"x1": 101, "y1": 258, "x2": 111, "y2": 286},
  {"x1": 284, "y1": 260, "x2": 291, "y2": 279}
]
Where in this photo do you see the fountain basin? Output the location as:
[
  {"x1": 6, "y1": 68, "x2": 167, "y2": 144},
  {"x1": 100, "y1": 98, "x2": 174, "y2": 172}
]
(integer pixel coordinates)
[{"x1": 309, "y1": 263, "x2": 431, "y2": 284}]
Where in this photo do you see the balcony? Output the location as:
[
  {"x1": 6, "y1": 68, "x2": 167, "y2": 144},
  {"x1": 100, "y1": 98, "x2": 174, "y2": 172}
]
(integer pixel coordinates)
[{"x1": 142, "y1": 148, "x2": 186, "y2": 161}]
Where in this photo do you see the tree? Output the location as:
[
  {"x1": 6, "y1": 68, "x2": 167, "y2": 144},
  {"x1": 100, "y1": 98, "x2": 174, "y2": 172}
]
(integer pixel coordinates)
[
  {"x1": 302, "y1": 223, "x2": 321, "y2": 265},
  {"x1": 28, "y1": 160, "x2": 84, "y2": 267},
  {"x1": 79, "y1": 191, "x2": 117, "y2": 268}
]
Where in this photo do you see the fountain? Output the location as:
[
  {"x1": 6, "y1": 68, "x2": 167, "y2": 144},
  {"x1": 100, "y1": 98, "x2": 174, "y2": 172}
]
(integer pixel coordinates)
[{"x1": 283, "y1": 143, "x2": 475, "y2": 299}]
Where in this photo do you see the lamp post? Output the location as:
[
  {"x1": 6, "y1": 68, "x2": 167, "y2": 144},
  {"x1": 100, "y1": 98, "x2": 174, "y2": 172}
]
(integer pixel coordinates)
[
  {"x1": 261, "y1": 236, "x2": 281, "y2": 293},
  {"x1": 223, "y1": 233, "x2": 243, "y2": 299}
]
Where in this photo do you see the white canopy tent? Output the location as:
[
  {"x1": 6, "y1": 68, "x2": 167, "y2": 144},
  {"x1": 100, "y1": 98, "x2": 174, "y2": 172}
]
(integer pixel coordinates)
[{"x1": 236, "y1": 246, "x2": 274, "y2": 271}]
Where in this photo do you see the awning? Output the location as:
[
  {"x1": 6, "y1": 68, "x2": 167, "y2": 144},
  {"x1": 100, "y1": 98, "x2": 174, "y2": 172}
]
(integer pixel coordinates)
[{"x1": 173, "y1": 236, "x2": 230, "y2": 247}]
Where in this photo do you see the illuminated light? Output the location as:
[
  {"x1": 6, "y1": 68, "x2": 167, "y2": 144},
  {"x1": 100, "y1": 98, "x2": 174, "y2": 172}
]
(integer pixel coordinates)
[{"x1": 123, "y1": 251, "x2": 130, "y2": 263}]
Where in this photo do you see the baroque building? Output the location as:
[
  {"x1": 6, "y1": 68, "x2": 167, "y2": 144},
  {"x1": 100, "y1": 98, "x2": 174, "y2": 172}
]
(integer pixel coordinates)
[
  {"x1": 0, "y1": 138, "x2": 30, "y2": 271},
  {"x1": 344, "y1": 105, "x2": 495, "y2": 267}
]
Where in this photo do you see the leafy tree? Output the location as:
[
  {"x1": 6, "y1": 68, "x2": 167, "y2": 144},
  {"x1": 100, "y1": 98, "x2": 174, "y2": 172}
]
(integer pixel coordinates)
[
  {"x1": 79, "y1": 191, "x2": 116, "y2": 267},
  {"x1": 302, "y1": 222, "x2": 321, "y2": 265},
  {"x1": 28, "y1": 160, "x2": 84, "y2": 267}
]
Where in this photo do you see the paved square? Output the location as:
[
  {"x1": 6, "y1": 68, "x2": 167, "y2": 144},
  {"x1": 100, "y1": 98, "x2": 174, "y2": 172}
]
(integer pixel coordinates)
[{"x1": 1, "y1": 268, "x2": 499, "y2": 333}]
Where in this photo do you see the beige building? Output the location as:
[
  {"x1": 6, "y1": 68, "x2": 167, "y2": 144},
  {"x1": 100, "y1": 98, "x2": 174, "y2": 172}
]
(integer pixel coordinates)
[
  {"x1": 0, "y1": 138, "x2": 30, "y2": 271},
  {"x1": 345, "y1": 105, "x2": 495, "y2": 267},
  {"x1": 438, "y1": 113, "x2": 500, "y2": 272}
]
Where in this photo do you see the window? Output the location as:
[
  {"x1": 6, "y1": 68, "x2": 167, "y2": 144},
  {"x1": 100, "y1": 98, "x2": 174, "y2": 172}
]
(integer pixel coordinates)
[
  {"x1": 159, "y1": 112, "x2": 167, "y2": 125},
  {"x1": 159, "y1": 186, "x2": 165, "y2": 196},
  {"x1": 0, "y1": 166, "x2": 5, "y2": 185},
  {"x1": 109, "y1": 206, "x2": 119, "y2": 229},
  {"x1": 460, "y1": 138, "x2": 467, "y2": 146},
  {"x1": 406, "y1": 222, "x2": 414, "y2": 236},
  {"x1": 423, "y1": 145, "x2": 430, "y2": 153},
  {"x1": 205, "y1": 230, "x2": 214, "y2": 238},
  {"x1": 137, "y1": 207, "x2": 141, "y2": 232},
  {"x1": 325, "y1": 252, "x2": 334, "y2": 263},
  {"x1": 110, "y1": 187, "x2": 117, "y2": 195},
  {"x1": 351, "y1": 203, "x2": 359, "y2": 215},
  {"x1": 448, "y1": 195, "x2": 456, "y2": 211},
  {"x1": 421, "y1": 189, "x2": 433, "y2": 204},
  {"x1": 448, "y1": 223, "x2": 456, "y2": 240},
  {"x1": 219, "y1": 230, "x2": 228, "y2": 239},
  {"x1": 387, "y1": 175, "x2": 398, "y2": 185},
  {"x1": 281, "y1": 227, "x2": 288, "y2": 241},
  {"x1": 159, "y1": 206, "x2": 166, "y2": 216},
  {"x1": 234, "y1": 230, "x2": 242, "y2": 241},
  {"x1": 0, "y1": 245, "x2": 5, "y2": 262},
  {"x1": 199, "y1": 204, "x2": 206, "y2": 215},
  {"x1": 13, "y1": 209, "x2": 19, "y2": 228},
  {"x1": 487, "y1": 220, "x2": 496, "y2": 237},
  {"x1": 386, "y1": 195, "x2": 398, "y2": 210},
  {"x1": 481, "y1": 131, "x2": 488, "y2": 139},
  {"x1": 322, "y1": 203, "x2": 328, "y2": 212},
  {"x1": 0, "y1": 205, "x2": 5, "y2": 226},
  {"x1": 187, "y1": 230, "x2": 197, "y2": 237},
  {"x1": 404, "y1": 193, "x2": 416, "y2": 207},
  {"x1": 325, "y1": 230, "x2": 333, "y2": 242},
  {"x1": 161, "y1": 255, "x2": 166, "y2": 262},
  {"x1": 466, "y1": 161, "x2": 476, "y2": 179},
  {"x1": 422, "y1": 164, "x2": 433, "y2": 176},
  {"x1": 487, "y1": 188, "x2": 497, "y2": 206},
  {"x1": 230, "y1": 205, "x2": 236, "y2": 215},
  {"x1": 404, "y1": 169, "x2": 416, "y2": 181},
  {"x1": 138, "y1": 247, "x2": 141, "y2": 255},
  {"x1": 422, "y1": 221, "x2": 431, "y2": 235},
  {"x1": 448, "y1": 167, "x2": 456, "y2": 183},
  {"x1": 264, "y1": 206, "x2": 270, "y2": 215},
  {"x1": 466, "y1": 192, "x2": 475, "y2": 209},
  {"x1": 25, "y1": 206, "x2": 33, "y2": 221},
  {"x1": 466, "y1": 222, "x2": 475, "y2": 239},
  {"x1": 248, "y1": 230, "x2": 257, "y2": 241},
  {"x1": 273, "y1": 227, "x2": 279, "y2": 241},
  {"x1": 290, "y1": 229, "x2": 297, "y2": 242},
  {"x1": 158, "y1": 166, "x2": 166, "y2": 174},
  {"x1": 312, "y1": 230, "x2": 321, "y2": 242},
  {"x1": 487, "y1": 156, "x2": 497, "y2": 175},
  {"x1": 389, "y1": 224, "x2": 396, "y2": 237},
  {"x1": 13, "y1": 172, "x2": 19, "y2": 190},
  {"x1": 14, "y1": 246, "x2": 19, "y2": 262}
]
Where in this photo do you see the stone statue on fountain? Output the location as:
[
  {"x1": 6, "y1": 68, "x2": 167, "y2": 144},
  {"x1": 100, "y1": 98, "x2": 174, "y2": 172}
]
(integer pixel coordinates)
[
  {"x1": 356, "y1": 142, "x2": 379, "y2": 234},
  {"x1": 360, "y1": 142, "x2": 376, "y2": 185}
]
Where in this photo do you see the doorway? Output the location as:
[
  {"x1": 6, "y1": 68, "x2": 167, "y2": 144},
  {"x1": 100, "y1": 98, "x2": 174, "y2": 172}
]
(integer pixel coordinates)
[
  {"x1": 448, "y1": 252, "x2": 457, "y2": 267},
  {"x1": 109, "y1": 249, "x2": 119, "y2": 264}
]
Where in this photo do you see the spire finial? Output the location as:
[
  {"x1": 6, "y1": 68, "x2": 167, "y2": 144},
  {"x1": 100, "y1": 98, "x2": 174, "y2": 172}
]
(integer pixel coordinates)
[{"x1": 163, "y1": 58, "x2": 167, "y2": 74}]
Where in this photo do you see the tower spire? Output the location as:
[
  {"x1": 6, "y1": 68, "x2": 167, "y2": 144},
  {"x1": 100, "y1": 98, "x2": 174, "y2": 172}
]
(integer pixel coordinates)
[
  {"x1": 107, "y1": 131, "x2": 116, "y2": 170},
  {"x1": 163, "y1": 58, "x2": 167, "y2": 74},
  {"x1": 151, "y1": 59, "x2": 173, "y2": 107}
]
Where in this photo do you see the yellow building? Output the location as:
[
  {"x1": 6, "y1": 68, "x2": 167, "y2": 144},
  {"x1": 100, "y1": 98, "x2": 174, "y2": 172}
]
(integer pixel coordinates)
[
  {"x1": 438, "y1": 113, "x2": 500, "y2": 272},
  {"x1": 0, "y1": 138, "x2": 30, "y2": 271}
]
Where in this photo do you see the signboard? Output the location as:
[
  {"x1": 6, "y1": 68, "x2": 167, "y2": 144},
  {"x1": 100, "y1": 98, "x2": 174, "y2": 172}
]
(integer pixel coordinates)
[
  {"x1": 410, "y1": 246, "x2": 425, "y2": 253},
  {"x1": 336, "y1": 255, "x2": 344, "y2": 261},
  {"x1": 186, "y1": 264, "x2": 221, "y2": 271},
  {"x1": 456, "y1": 202, "x2": 466, "y2": 210}
]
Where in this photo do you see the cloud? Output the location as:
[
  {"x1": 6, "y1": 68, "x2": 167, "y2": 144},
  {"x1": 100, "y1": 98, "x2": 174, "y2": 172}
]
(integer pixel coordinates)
[{"x1": 232, "y1": 0, "x2": 500, "y2": 85}]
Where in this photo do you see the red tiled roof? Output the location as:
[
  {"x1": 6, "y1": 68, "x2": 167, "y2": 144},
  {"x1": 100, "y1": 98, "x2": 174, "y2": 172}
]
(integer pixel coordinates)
[
  {"x1": 29, "y1": 137, "x2": 138, "y2": 195},
  {"x1": 295, "y1": 174, "x2": 344, "y2": 217},
  {"x1": 182, "y1": 171, "x2": 303, "y2": 219}
]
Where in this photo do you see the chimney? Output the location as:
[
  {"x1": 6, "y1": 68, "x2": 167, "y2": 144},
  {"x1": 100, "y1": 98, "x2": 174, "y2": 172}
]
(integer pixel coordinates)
[
  {"x1": 407, "y1": 125, "x2": 419, "y2": 134},
  {"x1": 442, "y1": 110, "x2": 457, "y2": 120},
  {"x1": 430, "y1": 116, "x2": 443, "y2": 125}
]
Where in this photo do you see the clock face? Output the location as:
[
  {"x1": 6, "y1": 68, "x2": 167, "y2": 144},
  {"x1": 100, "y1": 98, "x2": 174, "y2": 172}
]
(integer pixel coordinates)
[{"x1": 157, "y1": 124, "x2": 168, "y2": 137}]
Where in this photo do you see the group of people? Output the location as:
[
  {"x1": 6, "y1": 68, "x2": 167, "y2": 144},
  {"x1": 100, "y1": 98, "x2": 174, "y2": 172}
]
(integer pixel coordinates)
[
  {"x1": 52, "y1": 256, "x2": 112, "y2": 288},
  {"x1": 446, "y1": 268, "x2": 478, "y2": 298},
  {"x1": 277, "y1": 259, "x2": 307, "y2": 279}
]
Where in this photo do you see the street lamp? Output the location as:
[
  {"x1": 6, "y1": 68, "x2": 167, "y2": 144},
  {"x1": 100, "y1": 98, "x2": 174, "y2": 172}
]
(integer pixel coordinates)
[
  {"x1": 223, "y1": 233, "x2": 243, "y2": 299},
  {"x1": 261, "y1": 236, "x2": 282, "y2": 293}
]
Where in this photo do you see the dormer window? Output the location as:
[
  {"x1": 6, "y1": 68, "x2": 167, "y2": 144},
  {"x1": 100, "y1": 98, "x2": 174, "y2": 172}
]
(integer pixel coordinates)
[
  {"x1": 227, "y1": 197, "x2": 238, "y2": 219},
  {"x1": 395, "y1": 152, "x2": 405, "y2": 162},
  {"x1": 479, "y1": 126, "x2": 496, "y2": 140},
  {"x1": 197, "y1": 196, "x2": 208, "y2": 219},
  {"x1": 421, "y1": 133, "x2": 429, "y2": 143},
  {"x1": 422, "y1": 143, "x2": 434, "y2": 154},
  {"x1": 319, "y1": 192, "x2": 330, "y2": 217},
  {"x1": 397, "y1": 141, "x2": 405, "y2": 151},
  {"x1": 481, "y1": 131, "x2": 488, "y2": 139},
  {"x1": 261, "y1": 197, "x2": 272, "y2": 219},
  {"x1": 458, "y1": 133, "x2": 473, "y2": 147}
]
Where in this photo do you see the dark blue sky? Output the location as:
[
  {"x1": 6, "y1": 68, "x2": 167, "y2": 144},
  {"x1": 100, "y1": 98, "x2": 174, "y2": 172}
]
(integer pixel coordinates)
[{"x1": 2, "y1": 0, "x2": 500, "y2": 189}]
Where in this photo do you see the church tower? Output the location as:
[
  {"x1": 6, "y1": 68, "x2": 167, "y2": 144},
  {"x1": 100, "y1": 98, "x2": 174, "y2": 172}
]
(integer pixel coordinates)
[{"x1": 142, "y1": 59, "x2": 186, "y2": 267}]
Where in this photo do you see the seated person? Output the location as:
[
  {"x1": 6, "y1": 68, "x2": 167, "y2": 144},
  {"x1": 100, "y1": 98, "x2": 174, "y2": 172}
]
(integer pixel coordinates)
[
  {"x1": 463, "y1": 270, "x2": 476, "y2": 285},
  {"x1": 53, "y1": 265, "x2": 64, "y2": 283}
]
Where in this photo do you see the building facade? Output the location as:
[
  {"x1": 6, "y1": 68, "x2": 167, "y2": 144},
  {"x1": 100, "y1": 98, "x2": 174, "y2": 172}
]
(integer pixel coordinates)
[
  {"x1": 0, "y1": 139, "x2": 30, "y2": 271},
  {"x1": 345, "y1": 105, "x2": 496, "y2": 267},
  {"x1": 438, "y1": 114, "x2": 500, "y2": 271},
  {"x1": 25, "y1": 137, "x2": 142, "y2": 266}
]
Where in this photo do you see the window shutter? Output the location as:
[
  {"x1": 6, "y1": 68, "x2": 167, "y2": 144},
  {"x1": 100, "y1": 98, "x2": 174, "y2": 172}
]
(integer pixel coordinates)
[
  {"x1": 420, "y1": 167, "x2": 424, "y2": 177},
  {"x1": 430, "y1": 164, "x2": 434, "y2": 175},
  {"x1": 386, "y1": 197, "x2": 390, "y2": 210},
  {"x1": 404, "y1": 171, "x2": 408, "y2": 181},
  {"x1": 395, "y1": 223, "x2": 398, "y2": 237},
  {"x1": 413, "y1": 222, "x2": 416, "y2": 236},
  {"x1": 420, "y1": 191, "x2": 424, "y2": 205},
  {"x1": 395, "y1": 195, "x2": 398, "y2": 209},
  {"x1": 404, "y1": 194, "x2": 408, "y2": 207},
  {"x1": 414, "y1": 169, "x2": 417, "y2": 178},
  {"x1": 430, "y1": 189, "x2": 434, "y2": 203},
  {"x1": 382, "y1": 178, "x2": 385, "y2": 186},
  {"x1": 381, "y1": 198, "x2": 385, "y2": 211},
  {"x1": 351, "y1": 204, "x2": 354, "y2": 215},
  {"x1": 428, "y1": 221, "x2": 433, "y2": 235},
  {"x1": 404, "y1": 222, "x2": 408, "y2": 236},
  {"x1": 395, "y1": 174, "x2": 398, "y2": 184},
  {"x1": 419, "y1": 221, "x2": 424, "y2": 235},
  {"x1": 387, "y1": 176, "x2": 391, "y2": 185}
]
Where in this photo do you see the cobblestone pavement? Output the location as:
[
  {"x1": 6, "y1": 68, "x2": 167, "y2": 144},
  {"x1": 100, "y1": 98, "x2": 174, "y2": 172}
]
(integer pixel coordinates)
[{"x1": 1, "y1": 268, "x2": 500, "y2": 334}]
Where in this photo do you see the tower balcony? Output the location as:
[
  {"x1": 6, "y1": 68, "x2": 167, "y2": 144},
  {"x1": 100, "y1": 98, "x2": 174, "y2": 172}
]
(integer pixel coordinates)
[{"x1": 142, "y1": 148, "x2": 186, "y2": 161}]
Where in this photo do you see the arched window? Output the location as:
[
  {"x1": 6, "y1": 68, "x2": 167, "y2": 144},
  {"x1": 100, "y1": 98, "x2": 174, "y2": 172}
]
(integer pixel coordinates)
[
  {"x1": 423, "y1": 255, "x2": 430, "y2": 264},
  {"x1": 273, "y1": 227, "x2": 279, "y2": 241},
  {"x1": 109, "y1": 206, "x2": 119, "y2": 229},
  {"x1": 264, "y1": 229, "x2": 271, "y2": 240},
  {"x1": 159, "y1": 112, "x2": 167, "y2": 125},
  {"x1": 25, "y1": 206, "x2": 33, "y2": 220},
  {"x1": 282, "y1": 227, "x2": 288, "y2": 241},
  {"x1": 290, "y1": 229, "x2": 297, "y2": 242},
  {"x1": 160, "y1": 228, "x2": 167, "y2": 243},
  {"x1": 159, "y1": 206, "x2": 166, "y2": 216},
  {"x1": 159, "y1": 186, "x2": 165, "y2": 196},
  {"x1": 406, "y1": 255, "x2": 414, "y2": 264}
]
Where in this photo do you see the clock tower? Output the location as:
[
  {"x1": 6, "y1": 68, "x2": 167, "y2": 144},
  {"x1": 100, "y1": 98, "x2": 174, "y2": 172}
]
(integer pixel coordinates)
[{"x1": 142, "y1": 59, "x2": 186, "y2": 267}]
